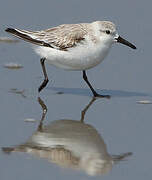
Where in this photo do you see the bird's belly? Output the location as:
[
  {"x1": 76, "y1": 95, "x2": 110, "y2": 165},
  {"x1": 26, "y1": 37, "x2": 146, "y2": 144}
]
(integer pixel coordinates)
[{"x1": 35, "y1": 44, "x2": 110, "y2": 70}]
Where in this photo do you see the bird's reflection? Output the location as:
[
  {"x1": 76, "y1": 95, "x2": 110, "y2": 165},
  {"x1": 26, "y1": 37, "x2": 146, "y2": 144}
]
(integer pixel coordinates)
[{"x1": 2, "y1": 97, "x2": 132, "y2": 176}]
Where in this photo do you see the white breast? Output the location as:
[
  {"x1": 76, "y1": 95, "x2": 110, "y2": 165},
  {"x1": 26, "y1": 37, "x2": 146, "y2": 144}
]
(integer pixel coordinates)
[{"x1": 34, "y1": 39, "x2": 111, "y2": 71}]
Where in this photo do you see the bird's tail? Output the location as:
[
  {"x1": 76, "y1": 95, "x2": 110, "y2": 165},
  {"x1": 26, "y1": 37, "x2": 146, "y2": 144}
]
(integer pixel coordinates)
[
  {"x1": 5, "y1": 28, "x2": 52, "y2": 47},
  {"x1": 2, "y1": 147, "x2": 15, "y2": 154}
]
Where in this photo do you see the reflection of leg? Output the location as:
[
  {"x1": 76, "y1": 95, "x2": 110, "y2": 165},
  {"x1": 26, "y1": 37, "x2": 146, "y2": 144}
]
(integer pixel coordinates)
[
  {"x1": 82, "y1": 70, "x2": 110, "y2": 98},
  {"x1": 38, "y1": 58, "x2": 49, "y2": 92},
  {"x1": 81, "y1": 97, "x2": 96, "y2": 123},
  {"x1": 37, "y1": 97, "x2": 47, "y2": 131}
]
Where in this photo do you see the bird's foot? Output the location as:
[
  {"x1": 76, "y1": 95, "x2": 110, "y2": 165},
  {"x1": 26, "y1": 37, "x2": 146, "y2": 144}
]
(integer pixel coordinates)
[{"x1": 93, "y1": 92, "x2": 110, "y2": 99}]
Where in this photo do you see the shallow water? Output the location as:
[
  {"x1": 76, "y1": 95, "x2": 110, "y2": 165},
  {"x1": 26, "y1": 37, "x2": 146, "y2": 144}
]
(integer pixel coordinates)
[{"x1": 0, "y1": 0, "x2": 152, "y2": 180}]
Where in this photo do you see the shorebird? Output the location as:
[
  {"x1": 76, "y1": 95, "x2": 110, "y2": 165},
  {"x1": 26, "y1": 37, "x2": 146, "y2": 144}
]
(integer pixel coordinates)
[{"x1": 5, "y1": 21, "x2": 136, "y2": 98}]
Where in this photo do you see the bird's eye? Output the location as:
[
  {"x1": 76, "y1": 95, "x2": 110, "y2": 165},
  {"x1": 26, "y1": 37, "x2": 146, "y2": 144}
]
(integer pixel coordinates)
[{"x1": 106, "y1": 30, "x2": 111, "y2": 34}]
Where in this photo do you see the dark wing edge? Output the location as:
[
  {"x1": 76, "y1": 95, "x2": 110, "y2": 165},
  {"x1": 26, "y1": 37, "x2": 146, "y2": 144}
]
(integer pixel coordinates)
[{"x1": 5, "y1": 28, "x2": 54, "y2": 48}]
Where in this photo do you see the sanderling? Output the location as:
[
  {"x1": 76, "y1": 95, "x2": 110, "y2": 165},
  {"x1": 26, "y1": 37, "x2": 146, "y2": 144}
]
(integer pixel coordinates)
[{"x1": 5, "y1": 21, "x2": 136, "y2": 98}]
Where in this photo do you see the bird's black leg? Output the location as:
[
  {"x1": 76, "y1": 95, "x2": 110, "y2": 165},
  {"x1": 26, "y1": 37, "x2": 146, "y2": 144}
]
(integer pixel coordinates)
[
  {"x1": 38, "y1": 58, "x2": 49, "y2": 92},
  {"x1": 82, "y1": 70, "x2": 110, "y2": 98}
]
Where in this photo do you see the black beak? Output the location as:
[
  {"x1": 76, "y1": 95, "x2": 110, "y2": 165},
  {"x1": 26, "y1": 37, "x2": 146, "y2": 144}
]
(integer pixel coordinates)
[{"x1": 116, "y1": 36, "x2": 136, "y2": 49}]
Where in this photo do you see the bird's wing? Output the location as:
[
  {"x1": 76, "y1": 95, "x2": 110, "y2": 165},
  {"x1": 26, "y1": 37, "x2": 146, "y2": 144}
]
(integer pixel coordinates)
[
  {"x1": 40, "y1": 24, "x2": 88, "y2": 50},
  {"x1": 6, "y1": 24, "x2": 88, "y2": 50}
]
